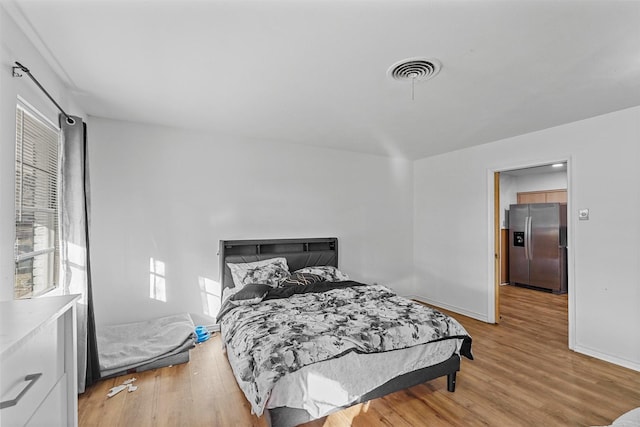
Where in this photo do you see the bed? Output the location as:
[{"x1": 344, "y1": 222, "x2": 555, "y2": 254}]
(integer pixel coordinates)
[{"x1": 217, "y1": 237, "x2": 473, "y2": 427}]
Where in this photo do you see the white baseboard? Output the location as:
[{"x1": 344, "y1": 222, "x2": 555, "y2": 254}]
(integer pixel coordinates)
[
  {"x1": 200, "y1": 324, "x2": 220, "y2": 333},
  {"x1": 573, "y1": 345, "x2": 640, "y2": 372},
  {"x1": 405, "y1": 294, "x2": 489, "y2": 323},
  {"x1": 408, "y1": 295, "x2": 639, "y2": 373}
]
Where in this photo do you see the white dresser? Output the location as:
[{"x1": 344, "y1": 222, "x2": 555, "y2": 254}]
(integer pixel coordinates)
[{"x1": 0, "y1": 294, "x2": 80, "y2": 427}]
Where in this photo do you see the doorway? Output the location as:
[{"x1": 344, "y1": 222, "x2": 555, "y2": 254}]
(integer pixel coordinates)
[{"x1": 492, "y1": 161, "x2": 570, "y2": 331}]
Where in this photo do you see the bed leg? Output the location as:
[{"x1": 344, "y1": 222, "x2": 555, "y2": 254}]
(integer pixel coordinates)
[{"x1": 447, "y1": 372, "x2": 457, "y2": 392}]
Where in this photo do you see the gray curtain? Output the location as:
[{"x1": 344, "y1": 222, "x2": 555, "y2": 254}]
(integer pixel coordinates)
[{"x1": 59, "y1": 115, "x2": 100, "y2": 393}]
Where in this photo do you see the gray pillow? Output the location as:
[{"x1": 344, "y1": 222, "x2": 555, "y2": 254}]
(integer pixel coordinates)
[{"x1": 229, "y1": 283, "x2": 271, "y2": 305}]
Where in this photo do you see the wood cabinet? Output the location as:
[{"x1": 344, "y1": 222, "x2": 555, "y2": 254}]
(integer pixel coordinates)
[
  {"x1": 517, "y1": 189, "x2": 567, "y2": 204},
  {"x1": 1, "y1": 294, "x2": 79, "y2": 427}
]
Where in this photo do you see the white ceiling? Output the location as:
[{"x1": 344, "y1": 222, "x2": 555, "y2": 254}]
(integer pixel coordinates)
[{"x1": 8, "y1": 0, "x2": 640, "y2": 159}]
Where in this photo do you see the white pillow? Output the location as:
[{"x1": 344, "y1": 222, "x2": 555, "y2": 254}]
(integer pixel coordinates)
[{"x1": 227, "y1": 257, "x2": 290, "y2": 288}]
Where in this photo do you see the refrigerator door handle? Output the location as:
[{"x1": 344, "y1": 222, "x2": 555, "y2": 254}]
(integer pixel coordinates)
[
  {"x1": 527, "y1": 215, "x2": 533, "y2": 260},
  {"x1": 524, "y1": 216, "x2": 530, "y2": 260}
]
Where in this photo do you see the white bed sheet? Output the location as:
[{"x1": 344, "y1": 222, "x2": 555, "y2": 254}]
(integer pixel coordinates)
[{"x1": 264, "y1": 338, "x2": 461, "y2": 419}]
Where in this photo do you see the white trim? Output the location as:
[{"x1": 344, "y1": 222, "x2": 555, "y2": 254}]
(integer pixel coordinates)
[
  {"x1": 3, "y1": 1, "x2": 76, "y2": 88},
  {"x1": 201, "y1": 324, "x2": 221, "y2": 333},
  {"x1": 407, "y1": 294, "x2": 489, "y2": 323},
  {"x1": 565, "y1": 158, "x2": 575, "y2": 351},
  {"x1": 489, "y1": 156, "x2": 574, "y2": 345},
  {"x1": 487, "y1": 170, "x2": 496, "y2": 323},
  {"x1": 573, "y1": 345, "x2": 640, "y2": 373}
]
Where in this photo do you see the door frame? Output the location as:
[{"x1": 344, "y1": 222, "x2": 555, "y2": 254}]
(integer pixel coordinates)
[{"x1": 488, "y1": 158, "x2": 574, "y2": 349}]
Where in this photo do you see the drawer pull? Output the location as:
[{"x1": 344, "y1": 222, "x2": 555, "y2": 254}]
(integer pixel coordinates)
[{"x1": 0, "y1": 373, "x2": 43, "y2": 410}]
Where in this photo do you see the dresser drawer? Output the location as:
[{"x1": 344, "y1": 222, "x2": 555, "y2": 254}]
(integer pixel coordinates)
[
  {"x1": 0, "y1": 318, "x2": 64, "y2": 426},
  {"x1": 26, "y1": 374, "x2": 67, "y2": 427}
]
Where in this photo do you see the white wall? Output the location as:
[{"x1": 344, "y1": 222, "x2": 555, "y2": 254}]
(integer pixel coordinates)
[
  {"x1": 0, "y1": 5, "x2": 83, "y2": 300},
  {"x1": 500, "y1": 171, "x2": 567, "y2": 227},
  {"x1": 414, "y1": 106, "x2": 640, "y2": 370},
  {"x1": 88, "y1": 117, "x2": 414, "y2": 327},
  {"x1": 513, "y1": 171, "x2": 567, "y2": 194}
]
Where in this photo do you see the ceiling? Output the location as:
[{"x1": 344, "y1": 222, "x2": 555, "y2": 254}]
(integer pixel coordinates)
[{"x1": 7, "y1": 0, "x2": 640, "y2": 160}]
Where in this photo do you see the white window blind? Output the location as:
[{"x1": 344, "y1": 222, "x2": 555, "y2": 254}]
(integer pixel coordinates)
[{"x1": 14, "y1": 103, "x2": 60, "y2": 299}]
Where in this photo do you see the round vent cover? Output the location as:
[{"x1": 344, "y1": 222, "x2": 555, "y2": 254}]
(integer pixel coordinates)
[{"x1": 387, "y1": 57, "x2": 442, "y2": 82}]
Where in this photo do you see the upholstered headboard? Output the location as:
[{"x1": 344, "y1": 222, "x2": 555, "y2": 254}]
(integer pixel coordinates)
[{"x1": 218, "y1": 237, "x2": 338, "y2": 291}]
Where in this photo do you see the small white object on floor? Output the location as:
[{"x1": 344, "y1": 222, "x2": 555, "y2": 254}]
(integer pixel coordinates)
[
  {"x1": 107, "y1": 385, "x2": 127, "y2": 398},
  {"x1": 107, "y1": 378, "x2": 138, "y2": 398}
]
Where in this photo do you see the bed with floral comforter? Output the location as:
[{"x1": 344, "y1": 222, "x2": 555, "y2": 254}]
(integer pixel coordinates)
[{"x1": 218, "y1": 280, "x2": 473, "y2": 417}]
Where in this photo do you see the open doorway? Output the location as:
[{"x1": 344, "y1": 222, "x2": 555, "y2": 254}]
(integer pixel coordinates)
[{"x1": 493, "y1": 162, "x2": 569, "y2": 325}]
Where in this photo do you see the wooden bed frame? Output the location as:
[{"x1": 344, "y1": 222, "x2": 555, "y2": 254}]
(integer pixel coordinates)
[{"x1": 219, "y1": 237, "x2": 461, "y2": 427}]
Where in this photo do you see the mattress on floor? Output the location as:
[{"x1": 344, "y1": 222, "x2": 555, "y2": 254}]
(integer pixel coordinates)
[
  {"x1": 98, "y1": 313, "x2": 196, "y2": 378},
  {"x1": 100, "y1": 348, "x2": 191, "y2": 379}
]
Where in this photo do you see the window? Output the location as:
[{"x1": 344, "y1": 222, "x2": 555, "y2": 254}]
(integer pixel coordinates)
[{"x1": 14, "y1": 102, "x2": 60, "y2": 299}]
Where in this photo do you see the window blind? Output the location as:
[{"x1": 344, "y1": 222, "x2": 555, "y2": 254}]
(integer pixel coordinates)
[{"x1": 14, "y1": 104, "x2": 60, "y2": 299}]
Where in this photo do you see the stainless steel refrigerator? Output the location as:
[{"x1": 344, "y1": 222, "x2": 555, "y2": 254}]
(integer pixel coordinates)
[{"x1": 508, "y1": 203, "x2": 567, "y2": 293}]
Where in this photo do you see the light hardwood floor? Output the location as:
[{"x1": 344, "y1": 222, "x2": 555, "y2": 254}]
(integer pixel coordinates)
[{"x1": 79, "y1": 285, "x2": 640, "y2": 426}]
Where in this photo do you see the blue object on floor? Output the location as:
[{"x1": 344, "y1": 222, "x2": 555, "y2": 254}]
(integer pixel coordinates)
[{"x1": 195, "y1": 325, "x2": 210, "y2": 343}]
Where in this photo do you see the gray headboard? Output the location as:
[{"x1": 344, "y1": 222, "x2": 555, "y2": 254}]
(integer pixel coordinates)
[{"x1": 219, "y1": 237, "x2": 338, "y2": 291}]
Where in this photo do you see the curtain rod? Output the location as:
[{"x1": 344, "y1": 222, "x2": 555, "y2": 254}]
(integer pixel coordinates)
[{"x1": 12, "y1": 61, "x2": 75, "y2": 125}]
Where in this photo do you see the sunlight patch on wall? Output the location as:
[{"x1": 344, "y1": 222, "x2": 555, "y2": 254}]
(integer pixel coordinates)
[
  {"x1": 149, "y1": 257, "x2": 167, "y2": 302},
  {"x1": 198, "y1": 276, "x2": 221, "y2": 317}
]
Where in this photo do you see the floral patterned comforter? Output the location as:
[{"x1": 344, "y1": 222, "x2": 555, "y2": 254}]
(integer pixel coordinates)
[{"x1": 219, "y1": 282, "x2": 472, "y2": 416}]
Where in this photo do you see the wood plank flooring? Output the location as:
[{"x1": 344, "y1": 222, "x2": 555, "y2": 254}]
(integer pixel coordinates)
[{"x1": 78, "y1": 285, "x2": 640, "y2": 426}]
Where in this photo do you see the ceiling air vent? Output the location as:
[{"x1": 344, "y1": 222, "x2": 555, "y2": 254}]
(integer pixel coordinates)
[{"x1": 387, "y1": 57, "x2": 442, "y2": 82}]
